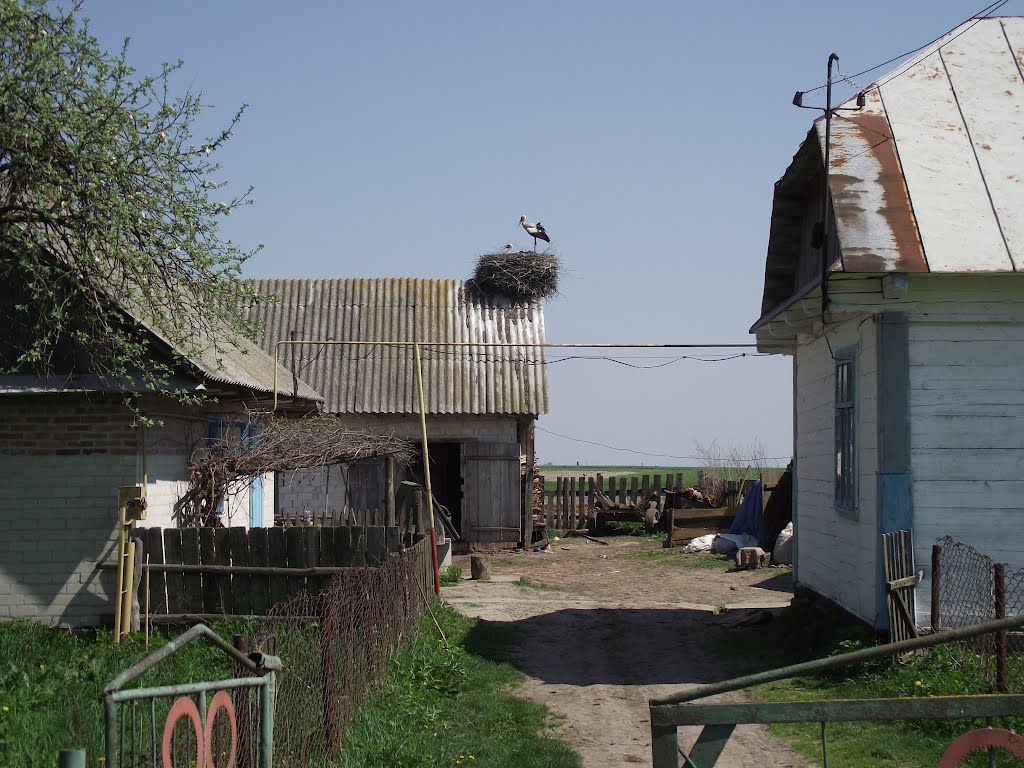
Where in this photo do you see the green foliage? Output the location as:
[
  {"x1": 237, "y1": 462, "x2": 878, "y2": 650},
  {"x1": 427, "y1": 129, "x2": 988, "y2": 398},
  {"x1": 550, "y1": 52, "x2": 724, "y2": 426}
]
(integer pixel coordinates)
[
  {"x1": 713, "y1": 603, "x2": 1024, "y2": 767},
  {"x1": 336, "y1": 601, "x2": 579, "y2": 768},
  {"x1": 604, "y1": 521, "x2": 667, "y2": 540},
  {"x1": 439, "y1": 564, "x2": 463, "y2": 586},
  {"x1": 0, "y1": 1, "x2": 265, "y2": 401}
]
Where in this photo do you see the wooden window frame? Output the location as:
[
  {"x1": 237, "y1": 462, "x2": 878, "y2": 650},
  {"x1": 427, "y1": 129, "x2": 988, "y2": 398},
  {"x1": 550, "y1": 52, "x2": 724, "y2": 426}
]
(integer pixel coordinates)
[{"x1": 834, "y1": 352, "x2": 858, "y2": 516}]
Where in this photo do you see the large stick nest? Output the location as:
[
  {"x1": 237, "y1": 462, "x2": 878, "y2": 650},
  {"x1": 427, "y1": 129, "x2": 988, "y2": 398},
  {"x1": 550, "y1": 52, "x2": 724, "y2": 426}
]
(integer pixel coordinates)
[
  {"x1": 176, "y1": 412, "x2": 415, "y2": 527},
  {"x1": 471, "y1": 251, "x2": 560, "y2": 302}
]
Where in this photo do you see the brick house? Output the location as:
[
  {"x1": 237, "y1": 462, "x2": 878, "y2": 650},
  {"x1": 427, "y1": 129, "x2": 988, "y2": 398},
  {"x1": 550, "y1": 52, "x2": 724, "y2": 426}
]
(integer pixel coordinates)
[{"x1": 0, "y1": 328, "x2": 319, "y2": 626}]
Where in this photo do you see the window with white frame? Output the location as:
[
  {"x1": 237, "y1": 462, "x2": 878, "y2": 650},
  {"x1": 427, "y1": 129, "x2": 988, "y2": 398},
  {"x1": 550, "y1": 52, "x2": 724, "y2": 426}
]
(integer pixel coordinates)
[{"x1": 834, "y1": 356, "x2": 856, "y2": 511}]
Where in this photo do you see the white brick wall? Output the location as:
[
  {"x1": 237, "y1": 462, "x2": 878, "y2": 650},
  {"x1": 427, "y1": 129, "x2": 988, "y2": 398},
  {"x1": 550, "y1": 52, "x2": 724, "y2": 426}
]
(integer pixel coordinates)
[{"x1": 0, "y1": 453, "x2": 132, "y2": 625}]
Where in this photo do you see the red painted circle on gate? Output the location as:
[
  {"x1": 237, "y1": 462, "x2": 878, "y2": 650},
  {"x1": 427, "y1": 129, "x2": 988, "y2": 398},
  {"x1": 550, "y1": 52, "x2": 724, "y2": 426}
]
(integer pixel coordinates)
[
  {"x1": 939, "y1": 727, "x2": 1024, "y2": 766},
  {"x1": 161, "y1": 696, "x2": 204, "y2": 768},
  {"x1": 204, "y1": 690, "x2": 238, "y2": 768}
]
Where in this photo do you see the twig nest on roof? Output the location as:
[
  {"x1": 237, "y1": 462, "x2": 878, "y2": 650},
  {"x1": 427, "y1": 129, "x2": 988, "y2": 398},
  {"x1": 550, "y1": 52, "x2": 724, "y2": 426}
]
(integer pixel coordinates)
[{"x1": 471, "y1": 251, "x2": 560, "y2": 302}]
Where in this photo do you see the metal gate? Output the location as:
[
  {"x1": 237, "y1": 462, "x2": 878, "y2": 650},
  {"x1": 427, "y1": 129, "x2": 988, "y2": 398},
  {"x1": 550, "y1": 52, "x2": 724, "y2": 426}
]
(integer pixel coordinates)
[{"x1": 103, "y1": 624, "x2": 280, "y2": 768}]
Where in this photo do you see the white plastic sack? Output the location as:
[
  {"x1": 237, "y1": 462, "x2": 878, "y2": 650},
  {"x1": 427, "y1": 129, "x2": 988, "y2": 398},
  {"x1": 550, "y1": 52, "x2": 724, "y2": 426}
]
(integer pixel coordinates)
[
  {"x1": 712, "y1": 533, "x2": 759, "y2": 554},
  {"x1": 682, "y1": 534, "x2": 716, "y2": 554},
  {"x1": 772, "y1": 522, "x2": 794, "y2": 565}
]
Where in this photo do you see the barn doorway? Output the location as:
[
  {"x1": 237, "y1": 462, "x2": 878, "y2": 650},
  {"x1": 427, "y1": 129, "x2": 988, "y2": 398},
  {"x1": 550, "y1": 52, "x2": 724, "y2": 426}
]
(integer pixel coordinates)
[{"x1": 427, "y1": 441, "x2": 462, "y2": 536}]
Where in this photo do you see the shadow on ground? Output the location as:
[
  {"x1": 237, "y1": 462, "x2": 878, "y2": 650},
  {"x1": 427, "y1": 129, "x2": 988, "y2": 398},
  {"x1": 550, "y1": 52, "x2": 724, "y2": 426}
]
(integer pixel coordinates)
[{"x1": 463, "y1": 607, "x2": 749, "y2": 688}]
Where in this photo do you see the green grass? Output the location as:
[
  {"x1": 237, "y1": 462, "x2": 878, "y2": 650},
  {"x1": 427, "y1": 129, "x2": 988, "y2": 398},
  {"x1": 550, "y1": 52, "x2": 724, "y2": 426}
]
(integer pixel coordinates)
[
  {"x1": 713, "y1": 602, "x2": 1024, "y2": 767},
  {"x1": 440, "y1": 564, "x2": 463, "y2": 586},
  {"x1": 0, "y1": 617, "x2": 261, "y2": 766},
  {"x1": 620, "y1": 549, "x2": 733, "y2": 569},
  {"x1": 513, "y1": 576, "x2": 552, "y2": 590},
  {"x1": 335, "y1": 601, "x2": 579, "y2": 768},
  {"x1": 602, "y1": 521, "x2": 667, "y2": 540}
]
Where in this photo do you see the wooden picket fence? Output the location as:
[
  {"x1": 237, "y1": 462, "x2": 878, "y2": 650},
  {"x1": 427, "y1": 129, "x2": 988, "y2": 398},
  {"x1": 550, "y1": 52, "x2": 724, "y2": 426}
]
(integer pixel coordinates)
[
  {"x1": 124, "y1": 524, "x2": 431, "y2": 622},
  {"x1": 541, "y1": 471, "x2": 784, "y2": 531}
]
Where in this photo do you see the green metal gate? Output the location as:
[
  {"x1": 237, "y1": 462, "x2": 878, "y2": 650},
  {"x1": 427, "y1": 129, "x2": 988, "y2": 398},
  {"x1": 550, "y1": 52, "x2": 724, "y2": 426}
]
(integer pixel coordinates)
[
  {"x1": 649, "y1": 614, "x2": 1024, "y2": 767},
  {"x1": 103, "y1": 624, "x2": 280, "y2": 768}
]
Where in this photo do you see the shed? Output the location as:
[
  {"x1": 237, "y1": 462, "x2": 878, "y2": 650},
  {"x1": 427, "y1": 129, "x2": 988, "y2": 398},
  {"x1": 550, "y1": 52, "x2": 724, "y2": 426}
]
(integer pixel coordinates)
[
  {"x1": 750, "y1": 17, "x2": 1024, "y2": 629},
  {"x1": 247, "y1": 278, "x2": 549, "y2": 550}
]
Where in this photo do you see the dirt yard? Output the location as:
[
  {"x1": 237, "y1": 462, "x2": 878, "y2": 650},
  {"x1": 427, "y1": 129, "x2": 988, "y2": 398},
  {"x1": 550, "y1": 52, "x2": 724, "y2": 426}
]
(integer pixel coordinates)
[{"x1": 443, "y1": 536, "x2": 809, "y2": 768}]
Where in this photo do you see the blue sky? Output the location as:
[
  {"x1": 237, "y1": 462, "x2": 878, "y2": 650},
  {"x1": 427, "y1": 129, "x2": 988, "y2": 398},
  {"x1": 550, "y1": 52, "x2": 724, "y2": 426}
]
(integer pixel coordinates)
[{"x1": 82, "y1": 1, "x2": 1017, "y2": 466}]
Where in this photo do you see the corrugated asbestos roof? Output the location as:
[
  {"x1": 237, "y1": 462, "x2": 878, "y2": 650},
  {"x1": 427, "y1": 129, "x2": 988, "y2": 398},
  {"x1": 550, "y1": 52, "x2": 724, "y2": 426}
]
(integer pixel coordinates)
[
  {"x1": 756, "y1": 17, "x2": 1024, "y2": 323},
  {"x1": 246, "y1": 278, "x2": 549, "y2": 416},
  {"x1": 130, "y1": 308, "x2": 322, "y2": 402}
]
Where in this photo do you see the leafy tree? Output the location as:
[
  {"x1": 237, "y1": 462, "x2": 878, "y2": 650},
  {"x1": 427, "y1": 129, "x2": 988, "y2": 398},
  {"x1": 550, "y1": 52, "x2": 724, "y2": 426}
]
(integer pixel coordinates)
[{"x1": 0, "y1": 0, "x2": 264, "y2": 396}]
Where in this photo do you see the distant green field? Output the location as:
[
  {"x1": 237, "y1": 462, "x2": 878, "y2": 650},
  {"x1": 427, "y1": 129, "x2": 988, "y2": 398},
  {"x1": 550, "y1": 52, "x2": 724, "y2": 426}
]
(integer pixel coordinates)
[
  {"x1": 539, "y1": 465, "x2": 701, "y2": 491},
  {"x1": 538, "y1": 465, "x2": 784, "y2": 492}
]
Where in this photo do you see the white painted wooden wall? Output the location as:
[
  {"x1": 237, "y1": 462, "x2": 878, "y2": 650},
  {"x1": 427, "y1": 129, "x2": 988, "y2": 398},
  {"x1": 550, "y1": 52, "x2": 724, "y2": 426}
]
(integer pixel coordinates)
[{"x1": 794, "y1": 314, "x2": 880, "y2": 625}]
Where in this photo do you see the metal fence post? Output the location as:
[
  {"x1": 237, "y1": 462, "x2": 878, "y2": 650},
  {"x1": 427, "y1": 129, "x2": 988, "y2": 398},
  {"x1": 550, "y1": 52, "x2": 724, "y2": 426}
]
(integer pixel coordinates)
[
  {"x1": 994, "y1": 563, "x2": 1008, "y2": 693},
  {"x1": 651, "y1": 722, "x2": 680, "y2": 768},
  {"x1": 260, "y1": 668, "x2": 276, "y2": 768},
  {"x1": 931, "y1": 543, "x2": 941, "y2": 631}
]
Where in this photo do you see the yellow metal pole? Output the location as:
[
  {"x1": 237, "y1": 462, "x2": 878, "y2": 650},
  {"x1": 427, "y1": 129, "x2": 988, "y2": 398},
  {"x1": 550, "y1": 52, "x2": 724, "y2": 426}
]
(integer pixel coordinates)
[
  {"x1": 112, "y1": 503, "x2": 126, "y2": 644},
  {"x1": 144, "y1": 555, "x2": 151, "y2": 650},
  {"x1": 120, "y1": 540, "x2": 136, "y2": 641},
  {"x1": 413, "y1": 342, "x2": 441, "y2": 595}
]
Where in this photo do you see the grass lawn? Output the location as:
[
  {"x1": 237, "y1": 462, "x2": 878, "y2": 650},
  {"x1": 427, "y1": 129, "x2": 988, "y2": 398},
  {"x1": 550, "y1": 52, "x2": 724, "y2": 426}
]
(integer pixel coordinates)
[
  {"x1": 713, "y1": 601, "x2": 1024, "y2": 767},
  {"x1": 335, "y1": 600, "x2": 579, "y2": 767},
  {"x1": 0, "y1": 617, "x2": 258, "y2": 766},
  {"x1": 619, "y1": 549, "x2": 733, "y2": 569},
  {"x1": 0, "y1": 604, "x2": 579, "y2": 768}
]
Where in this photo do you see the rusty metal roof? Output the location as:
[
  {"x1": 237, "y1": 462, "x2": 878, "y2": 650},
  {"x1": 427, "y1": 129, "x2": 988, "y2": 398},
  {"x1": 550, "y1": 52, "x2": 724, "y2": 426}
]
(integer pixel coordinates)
[
  {"x1": 246, "y1": 278, "x2": 549, "y2": 416},
  {"x1": 756, "y1": 17, "x2": 1024, "y2": 324}
]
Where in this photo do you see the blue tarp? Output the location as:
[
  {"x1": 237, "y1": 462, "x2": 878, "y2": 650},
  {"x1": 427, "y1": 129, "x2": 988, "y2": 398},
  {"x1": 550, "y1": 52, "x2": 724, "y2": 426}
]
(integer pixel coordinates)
[{"x1": 728, "y1": 479, "x2": 762, "y2": 544}]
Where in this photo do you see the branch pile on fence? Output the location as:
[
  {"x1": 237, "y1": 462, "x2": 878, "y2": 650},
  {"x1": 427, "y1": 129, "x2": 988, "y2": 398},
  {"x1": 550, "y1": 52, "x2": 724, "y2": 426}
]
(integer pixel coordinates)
[
  {"x1": 471, "y1": 250, "x2": 560, "y2": 302},
  {"x1": 177, "y1": 412, "x2": 415, "y2": 526}
]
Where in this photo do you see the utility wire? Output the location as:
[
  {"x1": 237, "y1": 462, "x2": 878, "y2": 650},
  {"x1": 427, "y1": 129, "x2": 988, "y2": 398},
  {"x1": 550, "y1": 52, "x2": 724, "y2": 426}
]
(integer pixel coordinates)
[
  {"x1": 535, "y1": 425, "x2": 791, "y2": 463},
  {"x1": 800, "y1": 0, "x2": 1008, "y2": 95}
]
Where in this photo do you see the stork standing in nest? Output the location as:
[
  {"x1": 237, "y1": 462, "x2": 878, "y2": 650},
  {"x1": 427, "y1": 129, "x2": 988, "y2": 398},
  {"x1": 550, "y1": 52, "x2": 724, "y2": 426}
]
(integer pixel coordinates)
[{"x1": 520, "y1": 215, "x2": 550, "y2": 252}]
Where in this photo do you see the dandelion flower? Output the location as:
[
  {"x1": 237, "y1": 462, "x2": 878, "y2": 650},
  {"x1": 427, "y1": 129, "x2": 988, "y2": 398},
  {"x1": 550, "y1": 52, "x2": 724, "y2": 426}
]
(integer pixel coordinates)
[
  {"x1": 915, "y1": 680, "x2": 923, "y2": 686},
  {"x1": 2, "y1": 706, "x2": 8, "y2": 712}
]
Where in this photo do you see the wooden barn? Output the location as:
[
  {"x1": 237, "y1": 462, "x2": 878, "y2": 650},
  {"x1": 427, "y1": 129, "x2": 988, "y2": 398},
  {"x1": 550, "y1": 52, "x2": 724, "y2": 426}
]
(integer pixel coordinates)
[
  {"x1": 750, "y1": 17, "x2": 1024, "y2": 629},
  {"x1": 247, "y1": 277, "x2": 549, "y2": 551}
]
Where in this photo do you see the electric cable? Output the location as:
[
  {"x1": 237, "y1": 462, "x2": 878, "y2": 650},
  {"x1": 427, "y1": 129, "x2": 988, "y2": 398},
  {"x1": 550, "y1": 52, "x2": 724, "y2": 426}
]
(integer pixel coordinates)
[
  {"x1": 800, "y1": 0, "x2": 1008, "y2": 95},
  {"x1": 535, "y1": 425, "x2": 791, "y2": 463}
]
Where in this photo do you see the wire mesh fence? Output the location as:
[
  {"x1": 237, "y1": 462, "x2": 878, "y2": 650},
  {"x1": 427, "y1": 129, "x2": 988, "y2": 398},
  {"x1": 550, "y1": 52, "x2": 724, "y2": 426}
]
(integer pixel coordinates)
[
  {"x1": 932, "y1": 536, "x2": 1024, "y2": 692},
  {"x1": 248, "y1": 535, "x2": 433, "y2": 767}
]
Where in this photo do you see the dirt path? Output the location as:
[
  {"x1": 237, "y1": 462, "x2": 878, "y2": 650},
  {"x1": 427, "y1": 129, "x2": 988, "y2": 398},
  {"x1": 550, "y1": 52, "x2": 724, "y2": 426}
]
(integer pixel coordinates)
[{"x1": 443, "y1": 537, "x2": 809, "y2": 768}]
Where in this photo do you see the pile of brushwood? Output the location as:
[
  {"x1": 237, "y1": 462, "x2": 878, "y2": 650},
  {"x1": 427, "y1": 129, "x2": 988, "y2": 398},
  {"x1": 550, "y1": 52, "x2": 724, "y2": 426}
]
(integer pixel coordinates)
[
  {"x1": 176, "y1": 412, "x2": 414, "y2": 526},
  {"x1": 471, "y1": 250, "x2": 560, "y2": 302}
]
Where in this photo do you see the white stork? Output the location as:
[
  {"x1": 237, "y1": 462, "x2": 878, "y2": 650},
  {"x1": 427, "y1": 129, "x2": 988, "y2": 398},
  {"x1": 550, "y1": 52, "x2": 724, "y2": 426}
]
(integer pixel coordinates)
[{"x1": 520, "y1": 215, "x2": 550, "y2": 251}]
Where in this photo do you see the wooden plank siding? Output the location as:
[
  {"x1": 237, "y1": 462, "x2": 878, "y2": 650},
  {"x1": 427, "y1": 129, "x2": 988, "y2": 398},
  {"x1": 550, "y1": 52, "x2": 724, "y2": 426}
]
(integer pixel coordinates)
[{"x1": 793, "y1": 314, "x2": 880, "y2": 626}]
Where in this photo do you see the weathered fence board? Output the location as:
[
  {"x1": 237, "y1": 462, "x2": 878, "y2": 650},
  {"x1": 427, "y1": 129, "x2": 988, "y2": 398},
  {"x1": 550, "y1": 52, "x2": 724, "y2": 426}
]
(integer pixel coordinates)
[
  {"x1": 129, "y1": 524, "x2": 426, "y2": 620},
  {"x1": 542, "y1": 472, "x2": 779, "y2": 531}
]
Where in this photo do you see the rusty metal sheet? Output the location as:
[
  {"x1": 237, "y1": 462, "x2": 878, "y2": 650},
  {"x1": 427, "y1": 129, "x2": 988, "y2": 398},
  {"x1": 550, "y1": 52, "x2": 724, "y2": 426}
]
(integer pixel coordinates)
[
  {"x1": 881, "y1": 43, "x2": 1013, "y2": 272},
  {"x1": 815, "y1": 88, "x2": 927, "y2": 273}
]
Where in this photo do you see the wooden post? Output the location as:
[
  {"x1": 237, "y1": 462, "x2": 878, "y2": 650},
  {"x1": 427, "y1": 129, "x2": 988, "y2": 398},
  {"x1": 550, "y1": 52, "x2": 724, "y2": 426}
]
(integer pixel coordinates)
[
  {"x1": 930, "y1": 544, "x2": 941, "y2": 632},
  {"x1": 384, "y1": 458, "x2": 396, "y2": 527},
  {"x1": 320, "y1": 598, "x2": 339, "y2": 751},
  {"x1": 522, "y1": 419, "x2": 535, "y2": 548},
  {"x1": 568, "y1": 477, "x2": 577, "y2": 530},
  {"x1": 994, "y1": 563, "x2": 1008, "y2": 693},
  {"x1": 578, "y1": 476, "x2": 585, "y2": 528},
  {"x1": 560, "y1": 477, "x2": 569, "y2": 530}
]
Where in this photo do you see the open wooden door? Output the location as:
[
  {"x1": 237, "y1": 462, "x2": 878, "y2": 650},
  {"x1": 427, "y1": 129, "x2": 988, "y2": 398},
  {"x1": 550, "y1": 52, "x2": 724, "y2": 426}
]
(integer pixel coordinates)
[{"x1": 461, "y1": 441, "x2": 521, "y2": 544}]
